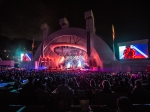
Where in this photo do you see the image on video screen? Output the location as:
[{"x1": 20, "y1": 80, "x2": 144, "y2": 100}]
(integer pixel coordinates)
[
  {"x1": 119, "y1": 44, "x2": 148, "y2": 59},
  {"x1": 21, "y1": 53, "x2": 32, "y2": 61}
]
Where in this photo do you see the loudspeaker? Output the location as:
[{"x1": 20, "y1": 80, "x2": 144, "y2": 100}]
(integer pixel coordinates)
[{"x1": 87, "y1": 31, "x2": 91, "y2": 57}]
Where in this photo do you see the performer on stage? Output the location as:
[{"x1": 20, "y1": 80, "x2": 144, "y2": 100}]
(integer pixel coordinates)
[{"x1": 123, "y1": 46, "x2": 135, "y2": 59}]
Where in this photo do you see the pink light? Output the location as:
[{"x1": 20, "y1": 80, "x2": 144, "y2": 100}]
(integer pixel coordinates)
[
  {"x1": 59, "y1": 57, "x2": 64, "y2": 63},
  {"x1": 50, "y1": 43, "x2": 87, "y2": 53}
]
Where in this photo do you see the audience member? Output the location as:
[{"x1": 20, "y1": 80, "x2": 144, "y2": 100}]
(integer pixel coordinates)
[
  {"x1": 101, "y1": 80, "x2": 113, "y2": 93},
  {"x1": 14, "y1": 76, "x2": 22, "y2": 89},
  {"x1": 79, "y1": 76, "x2": 90, "y2": 87},
  {"x1": 90, "y1": 78, "x2": 96, "y2": 88},
  {"x1": 1, "y1": 69, "x2": 150, "y2": 111},
  {"x1": 55, "y1": 78, "x2": 74, "y2": 94},
  {"x1": 112, "y1": 78, "x2": 119, "y2": 90},
  {"x1": 68, "y1": 77, "x2": 74, "y2": 87},
  {"x1": 72, "y1": 77, "x2": 79, "y2": 87},
  {"x1": 20, "y1": 76, "x2": 37, "y2": 104},
  {"x1": 124, "y1": 78, "x2": 130, "y2": 88},
  {"x1": 132, "y1": 80, "x2": 146, "y2": 103},
  {"x1": 145, "y1": 76, "x2": 150, "y2": 91},
  {"x1": 114, "y1": 80, "x2": 129, "y2": 94},
  {"x1": 117, "y1": 96, "x2": 133, "y2": 112}
]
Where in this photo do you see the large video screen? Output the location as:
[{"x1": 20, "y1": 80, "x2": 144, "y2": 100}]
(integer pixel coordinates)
[
  {"x1": 20, "y1": 53, "x2": 32, "y2": 61},
  {"x1": 119, "y1": 44, "x2": 148, "y2": 59}
]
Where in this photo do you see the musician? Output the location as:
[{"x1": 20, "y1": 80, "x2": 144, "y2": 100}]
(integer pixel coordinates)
[{"x1": 123, "y1": 46, "x2": 135, "y2": 59}]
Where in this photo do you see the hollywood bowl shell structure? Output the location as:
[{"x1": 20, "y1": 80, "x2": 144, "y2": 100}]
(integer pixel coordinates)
[{"x1": 33, "y1": 10, "x2": 115, "y2": 71}]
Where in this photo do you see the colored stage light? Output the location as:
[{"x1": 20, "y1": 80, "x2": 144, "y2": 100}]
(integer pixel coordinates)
[
  {"x1": 77, "y1": 60, "x2": 82, "y2": 67},
  {"x1": 67, "y1": 62, "x2": 71, "y2": 68}
]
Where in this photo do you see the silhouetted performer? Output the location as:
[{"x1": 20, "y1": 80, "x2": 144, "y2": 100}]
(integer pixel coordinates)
[{"x1": 123, "y1": 46, "x2": 135, "y2": 59}]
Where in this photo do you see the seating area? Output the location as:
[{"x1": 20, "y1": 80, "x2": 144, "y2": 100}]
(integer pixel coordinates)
[{"x1": 0, "y1": 69, "x2": 150, "y2": 111}]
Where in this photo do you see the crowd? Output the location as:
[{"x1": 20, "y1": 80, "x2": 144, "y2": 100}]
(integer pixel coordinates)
[{"x1": 0, "y1": 69, "x2": 150, "y2": 111}]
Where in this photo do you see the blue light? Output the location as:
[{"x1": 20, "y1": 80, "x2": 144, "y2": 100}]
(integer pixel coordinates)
[{"x1": 131, "y1": 45, "x2": 148, "y2": 58}]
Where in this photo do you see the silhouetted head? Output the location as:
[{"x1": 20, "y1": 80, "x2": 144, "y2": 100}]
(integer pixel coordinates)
[
  {"x1": 61, "y1": 78, "x2": 66, "y2": 85},
  {"x1": 117, "y1": 96, "x2": 132, "y2": 112},
  {"x1": 135, "y1": 80, "x2": 142, "y2": 88},
  {"x1": 90, "y1": 79, "x2": 96, "y2": 87},
  {"x1": 28, "y1": 77, "x2": 33, "y2": 83},
  {"x1": 102, "y1": 80, "x2": 111, "y2": 89},
  {"x1": 126, "y1": 45, "x2": 130, "y2": 48},
  {"x1": 124, "y1": 78, "x2": 128, "y2": 83},
  {"x1": 119, "y1": 80, "x2": 125, "y2": 87}
]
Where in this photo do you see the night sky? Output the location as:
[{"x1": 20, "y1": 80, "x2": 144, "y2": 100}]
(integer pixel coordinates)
[{"x1": 0, "y1": 0, "x2": 150, "y2": 44}]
